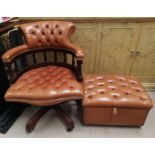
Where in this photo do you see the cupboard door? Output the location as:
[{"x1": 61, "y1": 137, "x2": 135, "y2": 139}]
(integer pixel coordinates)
[
  {"x1": 71, "y1": 23, "x2": 102, "y2": 74},
  {"x1": 130, "y1": 23, "x2": 155, "y2": 87},
  {"x1": 99, "y1": 23, "x2": 140, "y2": 75}
]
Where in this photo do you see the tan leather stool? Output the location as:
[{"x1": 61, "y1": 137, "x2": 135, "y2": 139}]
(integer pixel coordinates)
[{"x1": 82, "y1": 75, "x2": 153, "y2": 126}]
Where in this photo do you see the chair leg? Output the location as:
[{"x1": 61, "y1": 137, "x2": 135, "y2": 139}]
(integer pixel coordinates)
[
  {"x1": 25, "y1": 107, "x2": 50, "y2": 133},
  {"x1": 54, "y1": 105, "x2": 74, "y2": 132}
]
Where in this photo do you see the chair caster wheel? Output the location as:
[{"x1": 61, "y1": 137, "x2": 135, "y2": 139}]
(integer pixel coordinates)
[
  {"x1": 26, "y1": 129, "x2": 33, "y2": 133},
  {"x1": 27, "y1": 130, "x2": 33, "y2": 133},
  {"x1": 66, "y1": 126, "x2": 73, "y2": 132},
  {"x1": 26, "y1": 125, "x2": 33, "y2": 133}
]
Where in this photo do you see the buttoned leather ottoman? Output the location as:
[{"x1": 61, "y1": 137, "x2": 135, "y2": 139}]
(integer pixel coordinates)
[{"x1": 82, "y1": 75, "x2": 153, "y2": 126}]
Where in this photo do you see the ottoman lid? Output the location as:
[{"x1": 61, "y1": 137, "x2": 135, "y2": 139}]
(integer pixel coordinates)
[{"x1": 83, "y1": 75, "x2": 153, "y2": 109}]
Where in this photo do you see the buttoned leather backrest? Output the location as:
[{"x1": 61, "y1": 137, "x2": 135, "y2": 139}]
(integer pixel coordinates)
[{"x1": 19, "y1": 21, "x2": 75, "y2": 49}]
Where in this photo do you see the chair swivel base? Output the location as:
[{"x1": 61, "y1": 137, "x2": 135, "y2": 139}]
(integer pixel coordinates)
[{"x1": 25, "y1": 105, "x2": 74, "y2": 133}]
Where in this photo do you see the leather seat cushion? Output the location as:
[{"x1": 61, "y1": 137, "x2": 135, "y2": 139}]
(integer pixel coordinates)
[
  {"x1": 83, "y1": 75, "x2": 153, "y2": 108},
  {"x1": 5, "y1": 66, "x2": 83, "y2": 106}
]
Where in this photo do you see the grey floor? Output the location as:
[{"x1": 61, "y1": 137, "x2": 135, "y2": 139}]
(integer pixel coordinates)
[{"x1": 0, "y1": 92, "x2": 155, "y2": 138}]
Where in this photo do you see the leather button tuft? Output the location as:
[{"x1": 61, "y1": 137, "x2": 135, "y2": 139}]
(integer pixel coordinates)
[
  {"x1": 35, "y1": 25, "x2": 39, "y2": 28},
  {"x1": 113, "y1": 95, "x2": 118, "y2": 99},
  {"x1": 136, "y1": 89, "x2": 141, "y2": 92},
  {"x1": 59, "y1": 30, "x2": 62, "y2": 35},
  {"x1": 51, "y1": 31, "x2": 54, "y2": 35},
  {"x1": 98, "y1": 83, "x2": 104, "y2": 86},
  {"x1": 100, "y1": 91, "x2": 104, "y2": 94},
  {"x1": 87, "y1": 80, "x2": 93, "y2": 83},
  {"x1": 131, "y1": 82, "x2": 136, "y2": 85},
  {"x1": 55, "y1": 24, "x2": 59, "y2": 28},
  {"x1": 119, "y1": 79, "x2": 124, "y2": 81},
  {"x1": 96, "y1": 76, "x2": 103, "y2": 80},
  {"x1": 47, "y1": 38, "x2": 50, "y2": 42},
  {"x1": 109, "y1": 81, "x2": 114, "y2": 83},
  {"x1": 140, "y1": 97, "x2": 145, "y2": 101},
  {"x1": 46, "y1": 24, "x2": 49, "y2": 28},
  {"x1": 32, "y1": 31, "x2": 35, "y2": 35},
  {"x1": 88, "y1": 95, "x2": 93, "y2": 99},
  {"x1": 87, "y1": 86, "x2": 94, "y2": 90},
  {"x1": 124, "y1": 92, "x2": 130, "y2": 95}
]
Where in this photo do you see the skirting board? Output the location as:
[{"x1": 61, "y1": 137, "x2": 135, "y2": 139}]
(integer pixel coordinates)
[{"x1": 142, "y1": 83, "x2": 155, "y2": 91}]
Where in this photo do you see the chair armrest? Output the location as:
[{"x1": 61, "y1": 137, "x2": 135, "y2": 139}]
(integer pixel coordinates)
[
  {"x1": 2, "y1": 44, "x2": 28, "y2": 63},
  {"x1": 66, "y1": 43, "x2": 84, "y2": 60}
]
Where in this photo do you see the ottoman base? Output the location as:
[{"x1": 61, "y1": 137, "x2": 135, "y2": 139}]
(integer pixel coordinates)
[
  {"x1": 83, "y1": 107, "x2": 150, "y2": 126},
  {"x1": 82, "y1": 75, "x2": 153, "y2": 127}
]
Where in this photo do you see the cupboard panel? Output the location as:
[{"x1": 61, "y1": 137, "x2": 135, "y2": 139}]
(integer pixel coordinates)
[
  {"x1": 131, "y1": 23, "x2": 155, "y2": 84},
  {"x1": 100, "y1": 23, "x2": 140, "y2": 75}
]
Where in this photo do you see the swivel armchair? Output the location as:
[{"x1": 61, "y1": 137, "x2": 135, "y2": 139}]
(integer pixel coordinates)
[{"x1": 2, "y1": 21, "x2": 84, "y2": 132}]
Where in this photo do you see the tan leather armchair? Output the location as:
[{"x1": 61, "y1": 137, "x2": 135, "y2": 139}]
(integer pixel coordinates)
[{"x1": 2, "y1": 21, "x2": 84, "y2": 132}]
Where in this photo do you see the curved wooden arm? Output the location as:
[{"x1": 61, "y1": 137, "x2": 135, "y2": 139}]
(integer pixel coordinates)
[
  {"x1": 2, "y1": 43, "x2": 84, "y2": 62},
  {"x1": 66, "y1": 42, "x2": 84, "y2": 60},
  {"x1": 2, "y1": 44, "x2": 28, "y2": 62}
]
